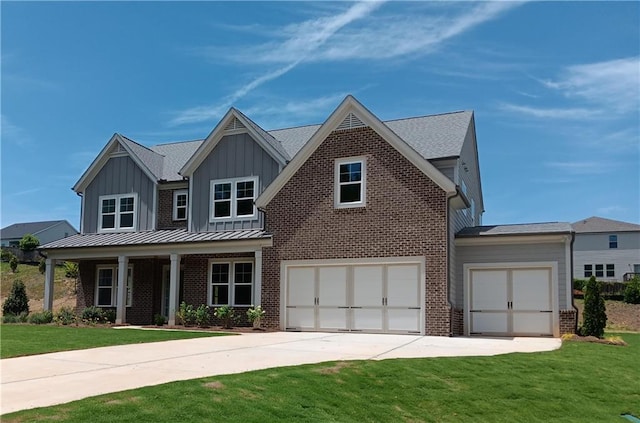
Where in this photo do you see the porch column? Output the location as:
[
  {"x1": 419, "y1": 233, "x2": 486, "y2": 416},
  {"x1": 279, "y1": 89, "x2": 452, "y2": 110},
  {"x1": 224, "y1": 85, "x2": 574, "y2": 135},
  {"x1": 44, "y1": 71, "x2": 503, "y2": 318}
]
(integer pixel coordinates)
[
  {"x1": 115, "y1": 255, "x2": 129, "y2": 325},
  {"x1": 168, "y1": 253, "x2": 181, "y2": 326},
  {"x1": 43, "y1": 258, "x2": 56, "y2": 311},
  {"x1": 254, "y1": 249, "x2": 262, "y2": 305}
]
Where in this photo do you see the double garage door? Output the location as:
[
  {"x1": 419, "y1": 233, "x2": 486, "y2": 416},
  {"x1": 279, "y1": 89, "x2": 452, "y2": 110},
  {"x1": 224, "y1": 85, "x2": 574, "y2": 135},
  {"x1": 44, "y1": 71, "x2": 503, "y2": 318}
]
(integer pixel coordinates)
[
  {"x1": 467, "y1": 266, "x2": 555, "y2": 336},
  {"x1": 284, "y1": 260, "x2": 424, "y2": 334}
]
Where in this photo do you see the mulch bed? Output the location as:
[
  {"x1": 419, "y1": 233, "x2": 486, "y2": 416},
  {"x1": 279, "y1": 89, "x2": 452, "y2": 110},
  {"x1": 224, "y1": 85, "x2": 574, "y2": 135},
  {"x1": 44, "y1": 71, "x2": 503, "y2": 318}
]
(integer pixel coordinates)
[
  {"x1": 139, "y1": 325, "x2": 278, "y2": 334},
  {"x1": 562, "y1": 334, "x2": 627, "y2": 346}
]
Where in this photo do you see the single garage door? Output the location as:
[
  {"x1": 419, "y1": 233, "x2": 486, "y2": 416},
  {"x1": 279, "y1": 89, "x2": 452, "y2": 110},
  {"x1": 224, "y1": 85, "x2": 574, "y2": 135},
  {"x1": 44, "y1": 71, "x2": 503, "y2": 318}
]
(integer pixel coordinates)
[
  {"x1": 285, "y1": 261, "x2": 423, "y2": 334},
  {"x1": 468, "y1": 267, "x2": 554, "y2": 336}
]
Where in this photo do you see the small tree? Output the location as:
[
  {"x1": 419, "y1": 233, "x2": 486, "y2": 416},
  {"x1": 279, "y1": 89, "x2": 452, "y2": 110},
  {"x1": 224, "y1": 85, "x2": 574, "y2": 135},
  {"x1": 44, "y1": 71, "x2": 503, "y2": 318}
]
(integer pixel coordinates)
[
  {"x1": 624, "y1": 276, "x2": 640, "y2": 304},
  {"x1": 9, "y1": 254, "x2": 18, "y2": 273},
  {"x1": 18, "y1": 234, "x2": 40, "y2": 251},
  {"x1": 63, "y1": 261, "x2": 79, "y2": 278},
  {"x1": 581, "y1": 276, "x2": 607, "y2": 338},
  {"x1": 2, "y1": 280, "x2": 30, "y2": 316}
]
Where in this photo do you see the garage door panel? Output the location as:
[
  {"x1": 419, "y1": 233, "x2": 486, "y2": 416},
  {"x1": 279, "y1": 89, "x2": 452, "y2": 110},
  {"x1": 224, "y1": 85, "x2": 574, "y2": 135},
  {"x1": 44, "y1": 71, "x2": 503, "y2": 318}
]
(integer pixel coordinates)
[
  {"x1": 512, "y1": 269, "x2": 551, "y2": 310},
  {"x1": 288, "y1": 267, "x2": 315, "y2": 307},
  {"x1": 512, "y1": 312, "x2": 552, "y2": 335},
  {"x1": 287, "y1": 308, "x2": 315, "y2": 330},
  {"x1": 353, "y1": 266, "x2": 383, "y2": 307},
  {"x1": 387, "y1": 308, "x2": 421, "y2": 332},
  {"x1": 318, "y1": 308, "x2": 348, "y2": 330},
  {"x1": 470, "y1": 270, "x2": 508, "y2": 311},
  {"x1": 318, "y1": 267, "x2": 347, "y2": 306},
  {"x1": 387, "y1": 265, "x2": 420, "y2": 307},
  {"x1": 470, "y1": 312, "x2": 508, "y2": 334},
  {"x1": 353, "y1": 309, "x2": 383, "y2": 331}
]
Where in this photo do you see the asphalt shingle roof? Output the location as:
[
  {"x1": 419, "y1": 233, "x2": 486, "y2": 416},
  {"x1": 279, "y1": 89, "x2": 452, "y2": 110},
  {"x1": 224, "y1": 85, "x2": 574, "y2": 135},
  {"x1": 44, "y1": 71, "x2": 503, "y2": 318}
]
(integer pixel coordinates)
[
  {"x1": 1, "y1": 220, "x2": 73, "y2": 239},
  {"x1": 150, "y1": 140, "x2": 203, "y2": 181},
  {"x1": 119, "y1": 135, "x2": 165, "y2": 180},
  {"x1": 572, "y1": 216, "x2": 640, "y2": 233},
  {"x1": 456, "y1": 222, "x2": 573, "y2": 237}
]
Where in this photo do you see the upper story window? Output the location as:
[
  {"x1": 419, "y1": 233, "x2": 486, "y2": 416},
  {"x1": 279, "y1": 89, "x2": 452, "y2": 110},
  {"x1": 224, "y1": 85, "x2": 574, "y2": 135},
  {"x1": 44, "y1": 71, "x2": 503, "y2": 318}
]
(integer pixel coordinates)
[
  {"x1": 335, "y1": 157, "x2": 366, "y2": 208},
  {"x1": 210, "y1": 177, "x2": 257, "y2": 221},
  {"x1": 609, "y1": 234, "x2": 618, "y2": 249},
  {"x1": 99, "y1": 194, "x2": 137, "y2": 232},
  {"x1": 173, "y1": 190, "x2": 188, "y2": 221}
]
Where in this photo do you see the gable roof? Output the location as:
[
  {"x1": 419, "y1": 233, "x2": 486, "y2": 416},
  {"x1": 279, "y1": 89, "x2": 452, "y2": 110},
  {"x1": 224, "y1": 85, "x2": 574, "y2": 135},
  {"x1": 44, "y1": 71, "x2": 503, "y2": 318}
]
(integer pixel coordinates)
[
  {"x1": 572, "y1": 216, "x2": 640, "y2": 233},
  {"x1": 1, "y1": 220, "x2": 77, "y2": 240},
  {"x1": 256, "y1": 95, "x2": 458, "y2": 208},
  {"x1": 150, "y1": 139, "x2": 202, "y2": 181},
  {"x1": 179, "y1": 108, "x2": 290, "y2": 177}
]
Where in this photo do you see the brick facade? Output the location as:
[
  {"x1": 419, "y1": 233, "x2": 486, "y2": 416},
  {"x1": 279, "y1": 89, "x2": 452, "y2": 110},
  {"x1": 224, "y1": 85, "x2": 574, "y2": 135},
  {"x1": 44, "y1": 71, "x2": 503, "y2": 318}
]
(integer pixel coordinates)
[
  {"x1": 263, "y1": 126, "x2": 451, "y2": 336},
  {"x1": 157, "y1": 188, "x2": 188, "y2": 230},
  {"x1": 559, "y1": 309, "x2": 578, "y2": 335}
]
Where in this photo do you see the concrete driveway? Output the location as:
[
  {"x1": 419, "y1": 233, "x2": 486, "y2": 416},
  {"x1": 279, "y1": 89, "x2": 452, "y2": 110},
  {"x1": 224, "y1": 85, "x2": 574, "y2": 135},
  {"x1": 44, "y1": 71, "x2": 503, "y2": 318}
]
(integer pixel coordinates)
[{"x1": 1, "y1": 331, "x2": 560, "y2": 414}]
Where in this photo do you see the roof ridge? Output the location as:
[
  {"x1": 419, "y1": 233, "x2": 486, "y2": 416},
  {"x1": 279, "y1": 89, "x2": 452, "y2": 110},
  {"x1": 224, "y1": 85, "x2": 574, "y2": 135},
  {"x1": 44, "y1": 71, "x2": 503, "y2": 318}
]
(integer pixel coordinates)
[
  {"x1": 151, "y1": 139, "x2": 205, "y2": 147},
  {"x1": 383, "y1": 110, "x2": 472, "y2": 123},
  {"x1": 119, "y1": 134, "x2": 163, "y2": 155}
]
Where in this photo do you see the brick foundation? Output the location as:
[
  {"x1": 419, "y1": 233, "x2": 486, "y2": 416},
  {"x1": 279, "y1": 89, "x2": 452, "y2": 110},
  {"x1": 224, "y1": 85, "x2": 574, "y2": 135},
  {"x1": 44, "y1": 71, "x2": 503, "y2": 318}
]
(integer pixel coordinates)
[
  {"x1": 451, "y1": 308, "x2": 464, "y2": 336},
  {"x1": 559, "y1": 309, "x2": 578, "y2": 335}
]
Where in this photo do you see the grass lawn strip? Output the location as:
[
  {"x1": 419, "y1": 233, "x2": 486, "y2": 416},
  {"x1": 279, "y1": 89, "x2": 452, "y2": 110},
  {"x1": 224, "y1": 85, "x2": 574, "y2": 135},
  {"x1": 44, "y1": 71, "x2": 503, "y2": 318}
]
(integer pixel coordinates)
[
  {"x1": 3, "y1": 333, "x2": 638, "y2": 422},
  {"x1": 0, "y1": 325, "x2": 229, "y2": 358}
]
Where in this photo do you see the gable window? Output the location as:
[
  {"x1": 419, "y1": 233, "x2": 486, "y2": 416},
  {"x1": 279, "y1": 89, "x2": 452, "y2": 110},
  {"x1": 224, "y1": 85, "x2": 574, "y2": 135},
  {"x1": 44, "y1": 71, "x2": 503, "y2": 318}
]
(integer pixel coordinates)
[
  {"x1": 335, "y1": 157, "x2": 366, "y2": 208},
  {"x1": 210, "y1": 177, "x2": 257, "y2": 220},
  {"x1": 609, "y1": 235, "x2": 618, "y2": 249},
  {"x1": 173, "y1": 190, "x2": 188, "y2": 221},
  {"x1": 95, "y1": 266, "x2": 133, "y2": 307},
  {"x1": 584, "y1": 264, "x2": 593, "y2": 278},
  {"x1": 99, "y1": 194, "x2": 137, "y2": 232},
  {"x1": 208, "y1": 260, "x2": 254, "y2": 306}
]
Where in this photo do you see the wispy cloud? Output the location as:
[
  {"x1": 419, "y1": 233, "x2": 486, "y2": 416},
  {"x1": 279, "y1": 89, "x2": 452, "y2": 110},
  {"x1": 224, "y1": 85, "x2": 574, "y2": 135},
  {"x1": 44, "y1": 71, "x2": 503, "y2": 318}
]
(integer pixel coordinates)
[
  {"x1": 1, "y1": 115, "x2": 32, "y2": 146},
  {"x1": 545, "y1": 161, "x2": 610, "y2": 175},
  {"x1": 596, "y1": 205, "x2": 627, "y2": 215},
  {"x1": 172, "y1": 1, "x2": 521, "y2": 126},
  {"x1": 498, "y1": 103, "x2": 601, "y2": 119},
  {"x1": 242, "y1": 93, "x2": 350, "y2": 126}
]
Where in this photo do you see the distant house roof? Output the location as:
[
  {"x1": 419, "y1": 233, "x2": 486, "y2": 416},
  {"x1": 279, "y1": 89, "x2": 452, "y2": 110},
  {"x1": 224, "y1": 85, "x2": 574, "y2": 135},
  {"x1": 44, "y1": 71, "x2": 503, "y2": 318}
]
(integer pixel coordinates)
[
  {"x1": 96, "y1": 107, "x2": 473, "y2": 184},
  {"x1": 457, "y1": 222, "x2": 573, "y2": 238},
  {"x1": 1, "y1": 220, "x2": 78, "y2": 240},
  {"x1": 572, "y1": 216, "x2": 640, "y2": 234}
]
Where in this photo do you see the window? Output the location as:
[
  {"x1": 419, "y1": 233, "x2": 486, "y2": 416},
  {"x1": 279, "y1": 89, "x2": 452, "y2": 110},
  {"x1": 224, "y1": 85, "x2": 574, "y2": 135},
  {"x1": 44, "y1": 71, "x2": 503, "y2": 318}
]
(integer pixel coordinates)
[
  {"x1": 584, "y1": 264, "x2": 593, "y2": 278},
  {"x1": 95, "y1": 266, "x2": 133, "y2": 307},
  {"x1": 335, "y1": 157, "x2": 366, "y2": 207},
  {"x1": 606, "y1": 264, "x2": 615, "y2": 278},
  {"x1": 173, "y1": 190, "x2": 188, "y2": 221},
  {"x1": 595, "y1": 264, "x2": 604, "y2": 278},
  {"x1": 208, "y1": 260, "x2": 253, "y2": 306},
  {"x1": 99, "y1": 194, "x2": 137, "y2": 232},
  {"x1": 609, "y1": 235, "x2": 618, "y2": 249},
  {"x1": 210, "y1": 177, "x2": 257, "y2": 220}
]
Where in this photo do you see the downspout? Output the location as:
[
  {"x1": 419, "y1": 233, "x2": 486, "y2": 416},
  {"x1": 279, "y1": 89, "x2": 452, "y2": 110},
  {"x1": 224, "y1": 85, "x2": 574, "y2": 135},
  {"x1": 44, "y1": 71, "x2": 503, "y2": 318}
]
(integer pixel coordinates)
[
  {"x1": 77, "y1": 191, "x2": 84, "y2": 234},
  {"x1": 445, "y1": 192, "x2": 455, "y2": 337},
  {"x1": 569, "y1": 231, "x2": 578, "y2": 334}
]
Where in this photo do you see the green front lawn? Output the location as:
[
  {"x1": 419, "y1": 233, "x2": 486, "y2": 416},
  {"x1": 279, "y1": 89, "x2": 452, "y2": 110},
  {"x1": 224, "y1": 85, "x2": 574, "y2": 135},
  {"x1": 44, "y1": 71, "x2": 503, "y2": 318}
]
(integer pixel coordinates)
[
  {"x1": 0, "y1": 325, "x2": 229, "y2": 358},
  {"x1": 3, "y1": 333, "x2": 639, "y2": 422}
]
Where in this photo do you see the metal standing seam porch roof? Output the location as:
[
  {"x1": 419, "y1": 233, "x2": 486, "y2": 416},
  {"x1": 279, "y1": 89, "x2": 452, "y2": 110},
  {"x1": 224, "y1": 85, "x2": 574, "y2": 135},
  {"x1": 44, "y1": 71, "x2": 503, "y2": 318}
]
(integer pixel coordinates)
[{"x1": 40, "y1": 229, "x2": 271, "y2": 250}]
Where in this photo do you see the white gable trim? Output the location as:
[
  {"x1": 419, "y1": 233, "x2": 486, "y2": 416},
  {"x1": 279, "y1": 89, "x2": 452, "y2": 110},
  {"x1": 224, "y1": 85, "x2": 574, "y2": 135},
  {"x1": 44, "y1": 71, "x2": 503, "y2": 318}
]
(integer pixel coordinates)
[
  {"x1": 73, "y1": 134, "x2": 158, "y2": 193},
  {"x1": 179, "y1": 109, "x2": 288, "y2": 177},
  {"x1": 256, "y1": 95, "x2": 456, "y2": 208}
]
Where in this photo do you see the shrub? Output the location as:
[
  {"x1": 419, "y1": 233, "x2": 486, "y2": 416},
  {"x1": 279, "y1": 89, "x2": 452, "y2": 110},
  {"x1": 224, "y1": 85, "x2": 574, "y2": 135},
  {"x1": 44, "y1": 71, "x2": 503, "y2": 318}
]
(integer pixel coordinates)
[
  {"x1": 55, "y1": 306, "x2": 77, "y2": 325},
  {"x1": 195, "y1": 304, "x2": 211, "y2": 327},
  {"x1": 103, "y1": 309, "x2": 116, "y2": 323},
  {"x1": 63, "y1": 261, "x2": 79, "y2": 278},
  {"x1": 9, "y1": 254, "x2": 18, "y2": 272},
  {"x1": 28, "y1": 310, "x2": 54, "y2": 324},
  {"x1": 19, "y1": 234, "x2": 40, "y2": 251},
  {"x1": 81, "y1": 306, "x2": 105, "y2": 324},
  {"x1": 1, "y1": 248, "x2": 13, "y2": 262},
  {"x1": 624, "y1": 276, "x2": 640, "y2": 304},
  {"x1": 247, "y1": 305, "x2": 265, "y2": 322},
  {"x1": 573, "y1": 279, "x2": 586, "y2": 292},
  {"x1": 581, "y1": 276, "x2": 607, "y2": 338},
  {"x1": 154, "y1": 314, "x2": 166, "y2": 326},
  {"x1": 3, "y1": 311, "x2": 28, "y2": 323},
  {"x1": 177, "y1": 302, "x2": 197, "y2": 326},
  {"x1": 2, "y1": 280, "x2": 29, "y2": 316},
  {"x1": 214, "y1": 305, "x2": 236, "y2": 329}
]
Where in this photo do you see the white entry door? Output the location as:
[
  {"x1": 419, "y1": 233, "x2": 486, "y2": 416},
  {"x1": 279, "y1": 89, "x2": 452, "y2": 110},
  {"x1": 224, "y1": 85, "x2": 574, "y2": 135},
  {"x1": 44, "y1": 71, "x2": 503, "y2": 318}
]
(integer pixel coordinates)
[{"x1": 284, "y1": 260, "x2": 423, "y2": 334}]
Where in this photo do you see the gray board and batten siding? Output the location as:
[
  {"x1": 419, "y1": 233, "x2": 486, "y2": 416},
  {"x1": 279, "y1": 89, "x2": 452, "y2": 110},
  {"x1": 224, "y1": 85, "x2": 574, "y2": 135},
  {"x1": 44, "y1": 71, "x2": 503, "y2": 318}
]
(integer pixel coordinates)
[
  {"x1": 83, "y1": 156, "x2": 156, "y2": 234},
  {"x1": 190, "y1": 133, "x2": 281, "y2": 232}
]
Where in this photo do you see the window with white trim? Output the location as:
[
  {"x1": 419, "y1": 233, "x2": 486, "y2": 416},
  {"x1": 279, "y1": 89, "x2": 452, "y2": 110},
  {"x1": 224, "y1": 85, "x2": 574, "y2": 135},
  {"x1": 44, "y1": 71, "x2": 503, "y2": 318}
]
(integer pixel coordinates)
[
  {"x1": 584, "y1": 264, "x2": 593, "y2": 278},
  {"x1": 595, "y1": 264, "x2": 604, "y2": 278},
  {"x1": 606, "y1": 264, "x2": 615, "y2": 278},
  {"x1": 95, "y1": 266, "x2": 133, "y2": 307},
  {"x1": 335, "y1": 157, "x2": 366, "y2": 208},
  {"x1": 208, "y1": 260, "x2": 254, "y2": 306},
  {"x1": 99, "y1": 194, "x2": 137, "y2": 232},
  {"x1": 173, "y1": 190, "x2": 188, "y2": 221},
  {"x1": 609, "y1": 234, "x2": 618, "y2": 249},
  {"x1": 210, "y1": 177, "x2": 257, "y2": 220}
]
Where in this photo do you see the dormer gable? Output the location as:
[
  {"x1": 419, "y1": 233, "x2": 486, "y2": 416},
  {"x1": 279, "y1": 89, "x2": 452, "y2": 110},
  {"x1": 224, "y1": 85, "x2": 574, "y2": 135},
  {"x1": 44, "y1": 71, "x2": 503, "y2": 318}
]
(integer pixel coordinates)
[{"x1": 180, "y1": 108, "x2": 289, "y2": 177}]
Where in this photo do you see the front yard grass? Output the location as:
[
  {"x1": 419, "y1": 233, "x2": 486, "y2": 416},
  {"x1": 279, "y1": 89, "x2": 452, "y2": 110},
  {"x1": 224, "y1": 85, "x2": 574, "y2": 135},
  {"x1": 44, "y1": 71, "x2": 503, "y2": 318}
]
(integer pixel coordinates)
[
  {"x1": 0, "y1": 325, "x2": 229, "y2": 358},
  {"x1": 3, "y1": 333, "x2": 639, "y2": 422}
]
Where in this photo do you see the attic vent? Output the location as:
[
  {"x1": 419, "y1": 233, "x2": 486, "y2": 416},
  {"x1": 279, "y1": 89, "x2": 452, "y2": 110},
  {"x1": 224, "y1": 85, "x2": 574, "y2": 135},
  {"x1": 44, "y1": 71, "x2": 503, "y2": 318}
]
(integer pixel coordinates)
[
  {"x1": 116, "y1": 143, "x2": 126, "y2": 152},
  {"x1": 336, "y1": 113, "x2": 365, "y2": 130},
  {"x1": 225, "y1": 117, "x2": 246, "y2": 131}
]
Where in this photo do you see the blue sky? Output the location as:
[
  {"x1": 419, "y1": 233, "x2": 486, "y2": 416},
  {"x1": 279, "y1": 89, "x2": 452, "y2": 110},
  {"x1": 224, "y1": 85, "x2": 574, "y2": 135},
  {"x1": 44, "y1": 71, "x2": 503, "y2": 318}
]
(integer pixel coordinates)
[{"x1": 2, "y1": 1, "x2": 639, "y2": 231}]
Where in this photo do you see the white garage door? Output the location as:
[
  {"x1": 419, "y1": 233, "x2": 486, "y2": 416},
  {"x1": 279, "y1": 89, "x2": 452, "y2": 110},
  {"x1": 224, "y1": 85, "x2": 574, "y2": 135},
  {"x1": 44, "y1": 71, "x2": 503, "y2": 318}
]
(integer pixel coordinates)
[
  {"x1": 285, "y1": 261, "x2": 423, "y2": 334},
  {"x1": 468, "y1": 267, "x2": 554, "y2": 336}
]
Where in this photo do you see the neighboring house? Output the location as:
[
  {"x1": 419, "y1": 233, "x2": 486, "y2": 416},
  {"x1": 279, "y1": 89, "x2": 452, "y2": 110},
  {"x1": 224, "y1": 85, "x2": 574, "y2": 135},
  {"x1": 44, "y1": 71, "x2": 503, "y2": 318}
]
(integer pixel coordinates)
[
  {"x1": 39, "y1": 95, "x2": 575, "y2": 337},
  {"x1": 572, "y1": 216, "x2": 640, "y2": 282},
  {"x1": 1, "y1": 220, "x2": 78, "y2": 247}
]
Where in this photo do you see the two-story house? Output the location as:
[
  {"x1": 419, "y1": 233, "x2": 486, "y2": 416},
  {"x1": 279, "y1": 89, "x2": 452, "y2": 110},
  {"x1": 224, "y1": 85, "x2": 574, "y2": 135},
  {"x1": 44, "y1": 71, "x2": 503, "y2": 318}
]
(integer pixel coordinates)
[
  {"x1": 40, "y1": 95, "x2": 575, "y2": 337},
  {"x1": 572, "y1": 216, "x2": 640, "y2": 282}
]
